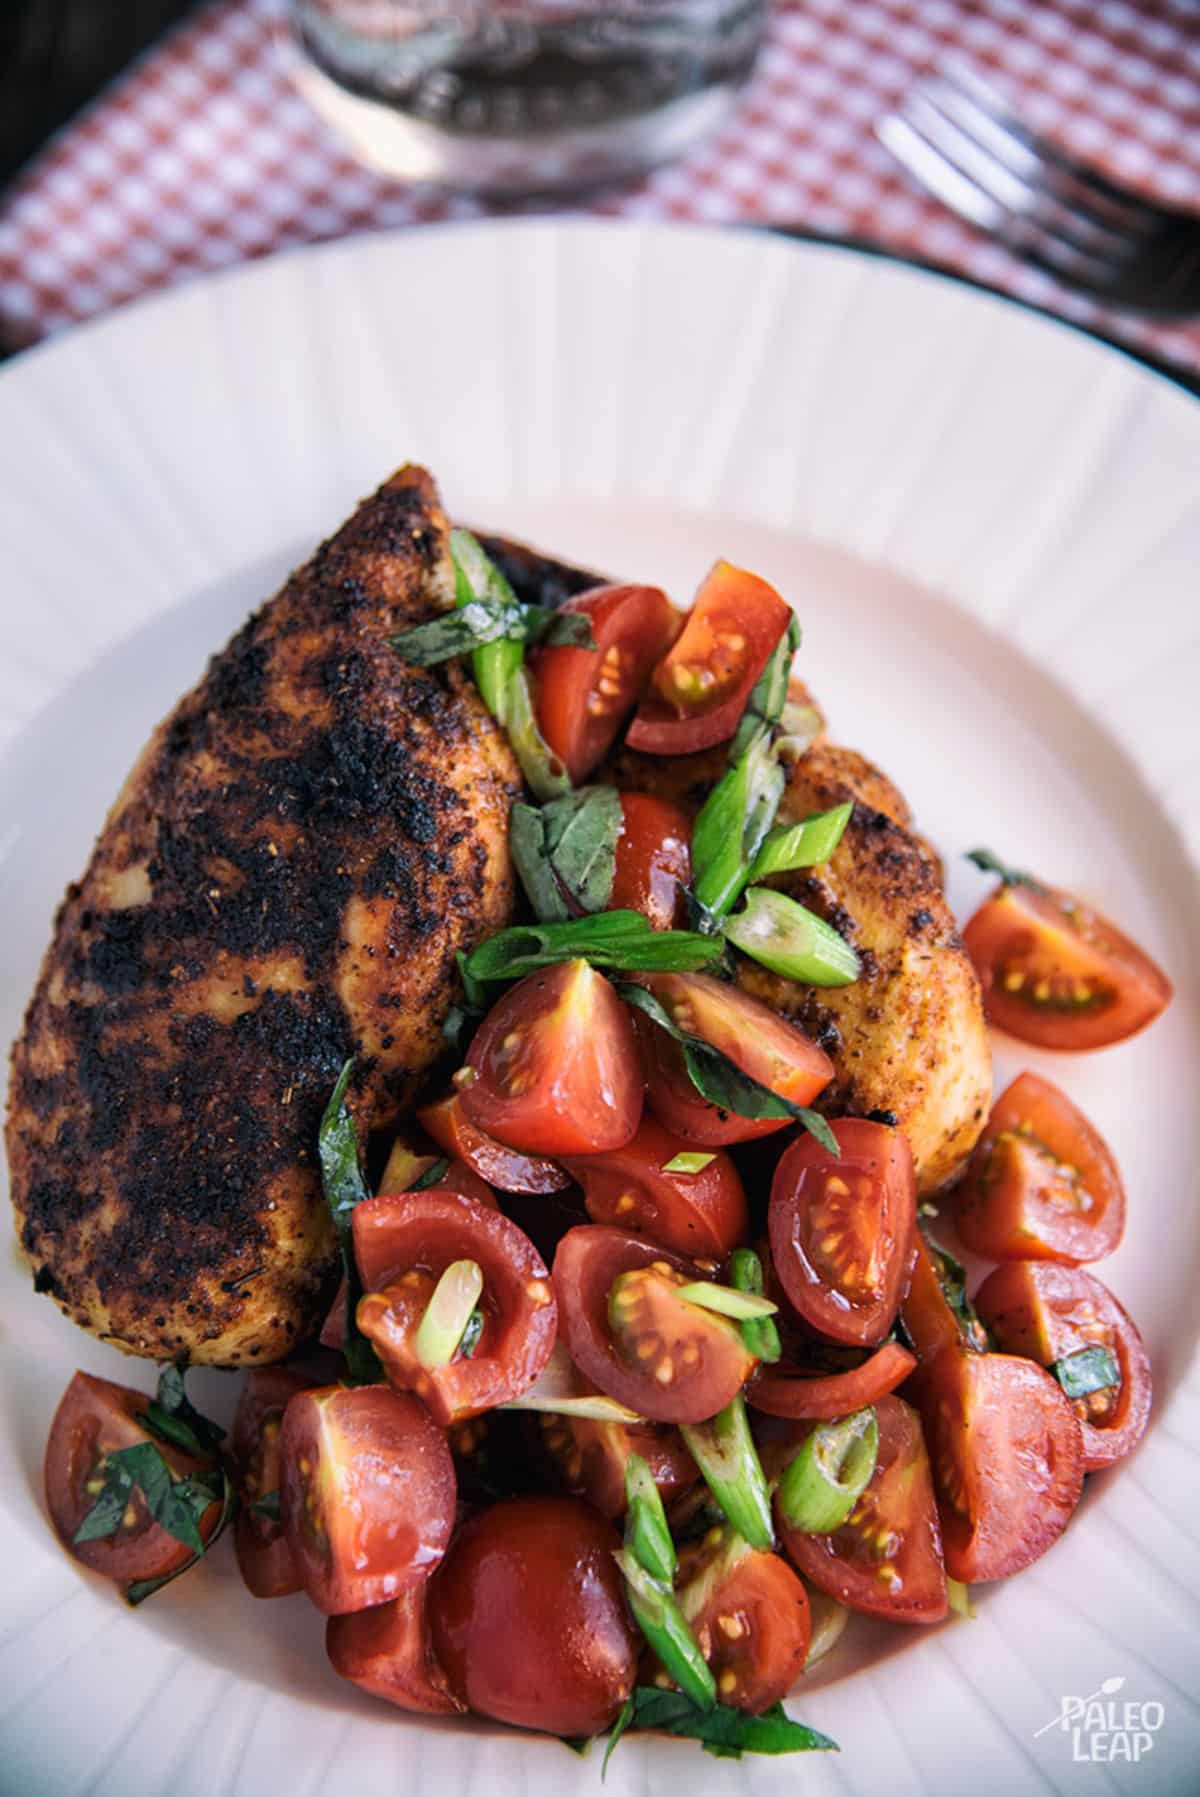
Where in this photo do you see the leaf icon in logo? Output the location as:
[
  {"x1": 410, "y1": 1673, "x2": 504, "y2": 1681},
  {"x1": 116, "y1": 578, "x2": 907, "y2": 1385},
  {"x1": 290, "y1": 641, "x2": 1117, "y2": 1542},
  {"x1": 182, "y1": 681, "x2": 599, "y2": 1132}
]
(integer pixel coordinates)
[{"x1": 1100, "y1": 1677, "x2": 1126, "y2": 1695}]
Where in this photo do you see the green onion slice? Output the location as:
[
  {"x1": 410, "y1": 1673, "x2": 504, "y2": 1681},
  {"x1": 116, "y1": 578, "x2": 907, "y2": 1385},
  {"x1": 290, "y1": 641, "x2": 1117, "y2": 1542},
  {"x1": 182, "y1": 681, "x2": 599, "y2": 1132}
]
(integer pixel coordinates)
[
  {"x1": 1052, "y1": 1343, "x2": 1120, "y2": 1399},
  {"x1": 724, "y1": 886, "x2": 860, "y2": 986},
  {"x1": 624, "y1": 1453, "x2": 677, "y2": 1585},
  {"x1": 677, "y1": 1282, "x2": 778, "y2": 1322},
  {"x1": 661, "y1": 1152, "x2": 716, "y2": 1175},
  {"x1": 680, "y1": 1396, "x2": 774, "y2": 1551},
  {"x1": 946, "y1": 1577, "x2": 976, "y2": 1621},
  {"x1": 414, "y1": 1260, "x2": 484, "y2": 1369},
  {"x1": 748, "y1": 803, "x2": 853, "y2": 881},
  {"x1": 691, "y1": 731, "x2": 786, "y2": 925},
  {"x1": 777, "y1": 1408, "x2": 879, "y2": 1534},
  {"x1": 614, "y1": 1550, "x2": 717, "y2": 1711},
  {"x1": 503, "y1": 667, "x2": 572, "y2": 802},
  {"x1": 729, "y1": 1247, "x2": 783, "y2": 1365},
  {"x1": 504, "y1": 1342, "x2": 645, "y2": 1423}
]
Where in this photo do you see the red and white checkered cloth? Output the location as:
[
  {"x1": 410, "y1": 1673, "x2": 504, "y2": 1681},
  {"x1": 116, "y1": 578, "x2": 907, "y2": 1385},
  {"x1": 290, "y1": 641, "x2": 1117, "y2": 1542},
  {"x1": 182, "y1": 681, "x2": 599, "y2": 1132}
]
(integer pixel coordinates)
[{"x1": 2, "y1": 0, "x2": 1198, "y2": 371}]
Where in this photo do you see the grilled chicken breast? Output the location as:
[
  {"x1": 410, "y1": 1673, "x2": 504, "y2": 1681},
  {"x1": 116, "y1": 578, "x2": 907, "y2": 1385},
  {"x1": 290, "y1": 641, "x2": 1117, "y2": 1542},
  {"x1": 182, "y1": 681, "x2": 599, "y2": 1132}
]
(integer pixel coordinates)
[{"x1": 8, "y1": 466, "x2": 520, "y2": 1365}]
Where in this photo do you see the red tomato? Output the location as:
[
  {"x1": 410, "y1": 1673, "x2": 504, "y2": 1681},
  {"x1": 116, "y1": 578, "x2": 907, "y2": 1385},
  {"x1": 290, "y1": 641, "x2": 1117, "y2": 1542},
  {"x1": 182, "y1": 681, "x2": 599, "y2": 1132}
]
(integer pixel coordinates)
[
  {"x1": 900, "y1": 1235, "x2": 985, "y2": 1366},
  {"x1": 230, "y1": 1367, "x2": 311, "y2": 1599},
  {"x1": 562, "y1": 1114, "x2": 747, "y2": 1259},
  {"x1": 463, "y1": 960, "x2": 642, "y2": 1157},
  {"x1": 626, "y1": 562, "x2": 792, "y2": 755},
  {"x1": 609, "y1": 792, "x2": 692, "y2": 930},
  {"x1": 539, "y1": 1412, "x2": 697, "y2": 1518},
  {"x1": 775, "y1": 1395, "x2": 948, "y2": 1623},
  {"x1": 352, "y1": 1191, "x2": 557, "y2": 1427},
  {"x1": 327, "y1": 1585, "x2": 463, "y2": 1716},
  {"x1": 279, "y1": 1385, "x2": 455, "y2": 1615},
  {"x1": 530, "y1": 584, "x2": 679, "y2": 783},
  {"x1": 552, "y1": 1225, "x2": 756, "y2": 1425},
  {"x1": 673, "y1": 1526, "x2": 811, "y2": 1713},
  {"x1": 749, "y1": 1339, "x2": 918, "y2": 1421},
  {"x1": 974, "y1": 1261, "x2": 1151, "y2": 1472},
  {"x1": 917, "y1": 1350, "x2": 1083, "y2": 1582},
  {"x1": 43, "y1": 1371, "x2": 222, "y2": 1587},
  {"x1": 956, "y1": 1071, "x2": 1125, "y2": 1264},
  {"x1": 634, "y1": 972, "x2": 833, "y2": 1146},
  {"x1": 429, "y1": 1496, "x2": 638, "y2": 1735},
  {"x1": 768, "y1": 1120, "x2": 917, "y2": 1347},
  {"x1": 962, "y1": 879, "x2": 1172, "y2": 1050},
  {"x1": 417, "y1": 1092, "x2": 570, "y2": 1194}
]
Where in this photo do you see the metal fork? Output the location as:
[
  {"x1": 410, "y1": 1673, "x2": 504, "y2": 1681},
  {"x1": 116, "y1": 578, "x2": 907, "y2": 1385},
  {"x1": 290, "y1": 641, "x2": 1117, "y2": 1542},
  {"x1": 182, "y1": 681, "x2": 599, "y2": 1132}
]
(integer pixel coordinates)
[{"x1": 877, "y1": 63, "x2": 1200, "y2": 316}]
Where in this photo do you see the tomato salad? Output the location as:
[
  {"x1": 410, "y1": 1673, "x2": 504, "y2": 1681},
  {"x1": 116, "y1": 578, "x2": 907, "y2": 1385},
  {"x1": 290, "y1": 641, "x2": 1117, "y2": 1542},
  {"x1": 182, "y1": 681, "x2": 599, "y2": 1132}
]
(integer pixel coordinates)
[{"x1": 40, "y1": 536, "x2": 1167, "y2": 1765}]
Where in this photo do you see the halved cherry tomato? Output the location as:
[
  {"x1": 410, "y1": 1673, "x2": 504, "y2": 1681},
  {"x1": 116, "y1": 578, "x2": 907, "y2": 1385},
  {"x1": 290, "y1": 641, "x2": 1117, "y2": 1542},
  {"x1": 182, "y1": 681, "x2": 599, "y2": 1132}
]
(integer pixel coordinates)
[
  {"x1": 539, "y1": 1412, "x2": 697, "y2": 1518},
  {"x1": 352, "y1": 1191, "x2": 557, "y2": 1427},
  {"x1": 463, "y1": 960, "x2": 642, "y2": 1157},
  {"x1": 768, "y1": 1120, "x2": 917, "y2": 1347},
  {"x1": 749, "y1": 1340, "x2": 918, "y2": 1421},
  {"x1": 974, "y1": 1261, "x2": 1151, "y2": 1471},
  {"x1": 957, "y1": 1071, "x2": 1125, "y2": 1264},
  {"x1": 900, "y1": 1234, "x2": 987, "y2": 1366},
  {"x1": 279, "y1": 1385, "x2": 455, "y2": 1615},
  {"x1": 429, "y1": 1495, "x2": 638, "y2": 1735},
  {"x1": 230, "y1": 1367, "x2": 311, "y2": 1599},
  {"x1": 43, "y1": 1371, "x2": 222, "y2": 1586},
  {"x1": 418, "y1": 1092, "x2": 571, "y2": 1195},
  {"x1": 530, "y1": 584, "x2": 679, "y2": 783},
  {"x1": 609, "y1": 792, "x2": 692, "y2": 930},
  {"x1": 634, "y1": 971, "x2": 833, "y2": 1146},
  {"x1": 553, "y1": 1225, "x2": 756, "y2": 1424},
  {"x1": 562, "y1": 1114, "x2": 747, "y2": 1259},
  {"x1": 916, "y1": 1349, "x2": 1083, "y2": 1582},
  {"x1": 327, "y1": 1585, "x2": 464, "y2": 1716},
  {"x1": 774, "y1": 1394, "x2": 948, "y2": 1623},
  {"x1": 962, "y1": 879, "x2": 1172, "y2": 1050},
  {"x1": 672, "y1": 1525, "x2": 811, "y2": 1713},
  {"x1": 626, "y1": 562, "x2": 792, "y2": 755}
]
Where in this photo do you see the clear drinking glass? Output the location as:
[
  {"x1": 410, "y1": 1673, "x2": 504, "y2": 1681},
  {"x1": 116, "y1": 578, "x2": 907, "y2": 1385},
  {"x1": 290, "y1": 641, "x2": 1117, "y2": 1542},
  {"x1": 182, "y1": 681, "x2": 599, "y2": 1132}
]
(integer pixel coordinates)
[{"x1": 288, "y1": 0, "x2": 768, "y2": 194}]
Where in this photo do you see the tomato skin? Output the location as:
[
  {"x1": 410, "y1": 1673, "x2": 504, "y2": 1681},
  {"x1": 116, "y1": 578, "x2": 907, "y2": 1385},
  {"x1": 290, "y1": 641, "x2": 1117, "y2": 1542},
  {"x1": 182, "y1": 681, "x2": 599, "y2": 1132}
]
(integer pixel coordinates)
[
  {"x1": 43, "y1": 1371, "x2": 222, "y2": 1586},
  {"x1": 674, "y1": 1529, "x2": 811, "y2": 1714},
  {"x1": 530, "y1": 584, "x2": 679, "y2": 783},
  {"x1": 279, "y1": 1385, "x2": 456, "y2": 1616},
  {"x1": 540, "y1": 1413, "x2": 697, "y2": 1518},
  {"x1": 562, "y1": 1114, "x2": 747, "y2": 1259},
  {"x1": 974, "y1": 1261, "x2": 1151, "y2": 1472},
  {"x1": 609, "y1": 792, "x2": 692, "y2": 930},
  {"x1": 553, "y1": 1225, "x2": 756, "y2": 1425},
  {"x1": 626, "y1": 563, "x2": 792, "y2": 755},
  {"x1": 962, "y1": 881, "x2": 1172, "y2": 1051},
  {"x1": 352, "y1": 1192, "x2": 557, "y2": 1427},
  {"x1": 327, "y1": 1586, "x2": 464, "y2": 1716},
  {"x1": 774, "y1": 1395, "x2": 948, "y2": 1624},
  {"x1": 956, "y1": 1072, "x2": 1125, "y2": 1264},
  {"x1": 768, "y1": 1120, "x2": 917, "y2": 1348},
  {"x1": 463, "y1": 960, "x2": 643, "y2": 1157},
  {"x1": 230, "y1": 1367, "x2": 312, "y2": 1599},
  {"x1": 749, "y1": 1339, "x2": 918, "y2": 1421},
  {"x1": 417, "y1": 1092, "x2": 570, "y2": 1194},
  {"x1": 429, "y1": 1496, "x2": 638, "y2": 1736}
]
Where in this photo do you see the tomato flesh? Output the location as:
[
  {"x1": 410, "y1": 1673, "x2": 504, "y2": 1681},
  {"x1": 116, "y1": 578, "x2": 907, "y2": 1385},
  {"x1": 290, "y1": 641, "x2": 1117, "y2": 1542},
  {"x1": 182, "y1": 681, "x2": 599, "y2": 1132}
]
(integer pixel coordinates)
[
  {"x1": 352, "y1": 1191, "x2": 558, "y2": 1427},
  {"x1": 768, "y1": 1120, "x2": 916, "y2": 1347},
  {"x1": 463, "y1": 960, "x2": 643, "y2": 1156},
  {"x1": 775, "y1": 1394, "x2": 948, "y2": 1623},
  {"x1": 635, "y1": 971, "x2": 833, "y2": 1146},
  {"x1": 530, "y1": 583, "x2": 679, "y2": 783},
  {"x1": 673, "y1": 1527, "x2": 811, "y2": 1714},
  {"x1": 417, "y1": 1092, "x2": 570, "y2": 1194},
  {"x1": 609, "y1": 792, "x2": 692, "y2": 930},
  {"x1": 627, "y1": 562, "x2": 792, "y2": 755},
  {"x1": 327, "y1": 1585, "x2": 464, "y2": 1715},
  {"x1": 563, "y1": 1113, "x2": 747, "y2": 1259},
  {"x1": 429, "y1": 1496, "x2": 638, "y2": 1736},
  {"x1": 279, "y1": 1385, "x2": 455, "y2": 1615},
  {"x1": 749, "y1": 1339, "x2": 918, "y2": 1421},
  {"x1": 231, "y1": 1367, "x2": 311, "y2": 1599},
  {"x1": 957, "y1": 1071, "x2": 1125, "y2": 1264},
  {"x1": 962, "y1": 881, "x2": 1172, "y2": 1050},
  {"x1": 540, "y1": 1413, "x2": 697, "y2": 1518},
  {"x1": 974, "y1": 1261, "x2": 1151, "y2": 1472}
]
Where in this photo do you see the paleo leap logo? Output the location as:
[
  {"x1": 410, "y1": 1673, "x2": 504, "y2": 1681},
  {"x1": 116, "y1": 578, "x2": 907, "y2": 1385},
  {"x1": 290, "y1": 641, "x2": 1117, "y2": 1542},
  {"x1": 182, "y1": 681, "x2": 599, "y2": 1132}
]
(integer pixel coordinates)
[{"x1": 1034, "y1": 1676, "x2": 1166, "y2": 1764}]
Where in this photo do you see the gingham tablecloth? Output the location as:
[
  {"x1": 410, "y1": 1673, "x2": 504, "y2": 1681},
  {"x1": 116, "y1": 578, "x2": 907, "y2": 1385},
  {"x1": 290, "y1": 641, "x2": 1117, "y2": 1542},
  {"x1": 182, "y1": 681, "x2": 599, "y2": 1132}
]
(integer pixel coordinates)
[{"x1": 1, "y1": 0, "x2": 1198, "y2": 372}]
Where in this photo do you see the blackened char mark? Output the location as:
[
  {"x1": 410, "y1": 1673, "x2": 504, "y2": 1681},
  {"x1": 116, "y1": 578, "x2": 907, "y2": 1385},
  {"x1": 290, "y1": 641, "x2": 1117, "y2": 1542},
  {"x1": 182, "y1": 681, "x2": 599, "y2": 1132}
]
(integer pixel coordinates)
[{"x1": 475, "y1": 532, "x2": 607, "y2": 611}]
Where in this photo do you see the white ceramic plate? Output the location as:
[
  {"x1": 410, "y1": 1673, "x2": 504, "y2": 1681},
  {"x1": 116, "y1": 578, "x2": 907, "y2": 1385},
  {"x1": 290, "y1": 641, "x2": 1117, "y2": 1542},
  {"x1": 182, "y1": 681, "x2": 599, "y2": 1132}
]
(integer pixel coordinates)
[{"x1": 1, "y1": 222, "x2": 1197, "y2": 1797}]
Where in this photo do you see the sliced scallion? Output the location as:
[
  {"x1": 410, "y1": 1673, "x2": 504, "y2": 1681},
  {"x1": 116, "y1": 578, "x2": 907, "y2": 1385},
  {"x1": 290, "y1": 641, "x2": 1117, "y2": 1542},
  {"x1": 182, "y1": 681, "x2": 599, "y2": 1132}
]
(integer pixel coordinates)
[
  {"x1": 414, "y1": 1260, "x2": 484, "y2": 1369},
  {"x1": 450, "y1": 527, "x2": 526, "y2": 721},
  {"x1": 624, "y1": 1453, "x2": 677, "y2": 1585},
  {"x1": 724, "y1": 886, "x2": 860, "y2": 986},
  {"x1": 503, "y1": 667, "x2": 572, "y2": 802},
  {"x1": 614, "y1": 1549, "x2": 717, "y2": 1711},
  {"x1": 680, "y1": 1395, "x2": 774, "y2": 1551},
  {"x1": 1052, "y1": 1344, "x2": 1120, "y2": 1400},
  {"x1": 676, "y1": 1282, "x2": 778, "y2": 1322},
  {"x1": 503, "y1": 1341, "x2": 644, "y2": 1423},
  {"x1": 777, "y1": 1408, "x2": 878, "y2": 1534},
  {"x1": 691, "y1": 731, "x2": 786, "y2": 925},
  {"x1": 729, "y1": 1248, "x2": 782, "y2": 1365},
  {"x1": 661, "y1": 1152, "x2": 716, "y2": 1175},
  {"x1": 748, "y1": 802, "x2": 853, "y2": 881}
]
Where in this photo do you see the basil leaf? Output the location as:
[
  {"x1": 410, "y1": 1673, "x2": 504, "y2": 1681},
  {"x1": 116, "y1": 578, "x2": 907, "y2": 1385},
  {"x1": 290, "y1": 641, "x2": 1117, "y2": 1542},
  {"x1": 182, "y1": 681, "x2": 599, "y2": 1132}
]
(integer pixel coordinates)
[
  {"x1": 602, "y1": 1694, "x2": 636, "y2": 1778},
  {"x1": 919, "y1": 1229, "x2": 990, "y2": 1353},
  {"x1": 462, "y1": 914, "x2": 723, "y2": 985},
  {"x1": 252, "y1": 1490, "x2": 282, "y2": 1522},
  {"x1": 442, "y1": 1001, "x2": 481, "y2": 1056},
  {"x1": 318, "y1": 1060, "x2": 382, "y2": 1385},
  {"x1": 74, "y1": 1442, "x2": 223, "y2": 1556},
  {"x1": 558, "y1": 1736, "x2": 591, "y2": 1757},
  {"x1": 1053, "y1": 1344, "x2": 1120, "y2": 1399},
  {"x1": 615, "y1": 1688, "x2": 836, "y2": 1759},
  {"x1": 510, "y1": 801, "x2": 569, "y2": 922},
  {"x1": 390, "y1": 595, "x2": 594, "y2": 670},
  {"x1": 142, "y1": 1365, "x2": 225, "y2": 1461},
  {"x1": 126, "y1": 1467, "x2": 236, "y2": 1607},
  {"x1": 728, "y1": 613, "x2": 801, "y2": 764},
  {"x1": 460, "y1": 1307, "x2": 485, "y2": 1359},
  {"x1": 408, "y1": 1157, "x2": 451, "y2": 1192},
  {"x1": 519, "y1": 607, "x2": 596, "y2": 649},
  {"x1": 541, "y1": 787, "x2": 622, "y2": 915},
  {"x1": 965, "y1": 847, "x2": 1045, "y2": 892}
]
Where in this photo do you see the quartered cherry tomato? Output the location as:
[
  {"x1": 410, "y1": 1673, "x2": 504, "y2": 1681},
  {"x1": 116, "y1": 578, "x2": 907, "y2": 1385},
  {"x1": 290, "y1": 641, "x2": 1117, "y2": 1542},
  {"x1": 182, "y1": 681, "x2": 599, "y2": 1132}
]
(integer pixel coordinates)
[
  {"x1": 530, "y1": 583, "x2": 679, "y2": 783},
  {"x1": 900, "y1": 1234, "x2": 988, "y2": 1365},
  {"x1": 672, "y1": 1525, "x2": 811, "y2": 1714},
  {"x1": 279, "y1": 1385, "x2": 455, "y2": 1615},
  {"x1": 975, "y1": 1260, "x2": 1151, "y2": 1472},
  {"x1": 562, "y1": 1114, "x2": 747, "y2": 1259},
  {"x1": 774, "y1": 1395, "x2": 948, "y2": 1623},
  {"x1": 463, "y1": 960, "x2": 642, "y2": 1157},
  {"x1": 230, "y1": 1367, "x2": 311, "y2": 1599},
  {"x1": 352, "y1": 1191, "x2": 557, "y2": 1427},
  {"x1": 539, "y1": 1412, "x2": 697, "y2": 1518},
  {"x1": 956, "y1": 1071, "x2": 1125, "y2": 1264},
  {"x1": 417, "y1": 1092, "x2": 570, "y2": 1195},
  {"x1": 962, "y1": 878, "x2": 1172, "y2": 1050},
  {"x1": 609, "y1": 792, "x2": 693, "y2": 930},
  {"x1": 429, "y1": 1496, "x2": 638, "y2": 1736},
  {"x1": 43, "y1": 1371, "x2": 223, "y2": 1587},
  {"x1": 633, "y1": 972, "x2": 833, "y2": 1146},
  {"x1": 749, "y1": 1339, "x2": 917, "y2": 1422},
  {"x1": 626, "y1": 562, "x2": 792, "y2": 755},
  {"x1": 327, "y1": 1584, "x2": 464, "y2": 1716},
  {"x1": 553, "y1": 1226, "x2": 756, "y2": 1425},
  {"x1": 768, "y1": 1120, "x2": 917, "y2": 1347}
]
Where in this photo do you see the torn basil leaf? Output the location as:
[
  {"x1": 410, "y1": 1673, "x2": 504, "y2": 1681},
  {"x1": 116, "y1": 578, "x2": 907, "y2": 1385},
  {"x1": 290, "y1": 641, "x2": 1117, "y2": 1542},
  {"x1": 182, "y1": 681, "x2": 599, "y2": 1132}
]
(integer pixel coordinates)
[
  {"x1": 462, "y1": 913, "x2": 723, "y2": 985},
  {"x1": 252, "y1": 1490, "x2": 282, "y2": 1523},
  {"x1": 919, "y1": 1229, "x2": 990, "y2": 1354},
  {"x1": 965, "y1": 847, "x2": 1045, "y2": 892},
  {"x1": 541, "y1": 786, "x2": 622, "y2": 915},
  {"x1": 603, "y1": 1688, "x2": 836, "y2": 1765},
  {"x1": 142, "y1": 1364, "x2": 226, "y2": 1461},
  {"x1": 1053, "y1": 1344, "x2": 1120, "y2": 1399},
  {"x1": 318, "y1": 1059, "x2": 383, "y2": 1385},
  {"x1": 390, "y1": 594, "x2": 594, "y2": 667},
  {"x1": 125, "y1": 1468, "x2": 237, "y2": 1607},
  {"x1": 407, "y1": 1157, "x2": 451, "y2": 1193},
  {"x1": 510, "y1": 801, "x2": 570, "y2": 922},
  {"x1": 74, "y1": 1441, "x2": 224, "y2": 1555}
]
